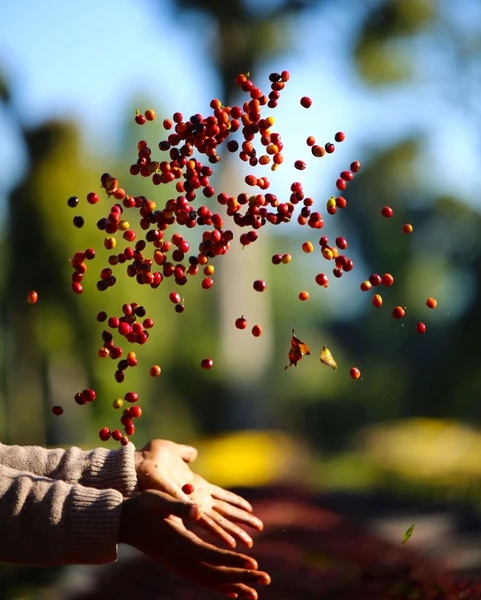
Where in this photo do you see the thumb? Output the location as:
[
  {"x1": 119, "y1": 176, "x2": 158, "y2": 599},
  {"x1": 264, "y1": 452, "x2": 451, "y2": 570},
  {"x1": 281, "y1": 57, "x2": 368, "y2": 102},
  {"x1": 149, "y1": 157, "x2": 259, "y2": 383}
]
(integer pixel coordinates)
[
  {"x1": 177, "y1": 443, "x2": 198, "y2": 463},
  {"x1": 138, "y1": 489, "x2": 201, "y2": 521}
]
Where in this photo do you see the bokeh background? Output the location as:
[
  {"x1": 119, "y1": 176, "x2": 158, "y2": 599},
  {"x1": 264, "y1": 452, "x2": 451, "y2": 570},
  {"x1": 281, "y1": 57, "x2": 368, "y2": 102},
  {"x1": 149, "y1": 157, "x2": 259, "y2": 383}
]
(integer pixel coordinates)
[{"x1": 1, "y1": 0, "x2": 481, "y2": 596}]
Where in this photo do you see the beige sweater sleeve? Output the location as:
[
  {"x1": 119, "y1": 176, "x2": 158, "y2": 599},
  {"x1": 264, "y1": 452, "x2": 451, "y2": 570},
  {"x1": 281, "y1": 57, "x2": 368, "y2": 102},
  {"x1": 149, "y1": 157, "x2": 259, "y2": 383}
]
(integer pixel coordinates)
[
  {"x1": 0, "y1": 443, "x2": 138, "y2": 498},
  {"x1": 0, "y1": 463, "x2": 123, "y2": 565}
]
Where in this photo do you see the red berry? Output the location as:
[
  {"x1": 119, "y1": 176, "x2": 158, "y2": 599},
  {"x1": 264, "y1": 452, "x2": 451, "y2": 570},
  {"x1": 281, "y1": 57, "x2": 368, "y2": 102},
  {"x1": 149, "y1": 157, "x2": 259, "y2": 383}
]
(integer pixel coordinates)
[
  {"x1": 426, "y1": 297, "x2": 437, "y2": 309},
  {"x1": 336, "y1": 179, "x2": 346, "y2": 191},
  {"x1": 27, "y1": 290, "x2": 38, "y2": 304},
  {"x1": 201, "y1": 358, "x2": 214, "y2": 370},
  {"x1": 372, "y1": 294, "x2": 383, "y2": 308},
  {"x1": 235, "y1": 316, "x2": 247, "y2": 330},
  {"x1": 381, "y1": 206, "x2": 393, "y2": 218},
  {"x1": 416, "y1": 322, "x2": 427, "y2": 334},
  {"x1": 402, "y1": 223, "x2": 414, "y2": 234},
  {"x1": 124, "y1": 391, "x2": 139, "y2": 403},
  {"x1": 169, "y1": 291, "x2": 181, "y2": 304},
  {"x1": 298, "y1": 290, "x2": 310, "y2": 301},
  {"x1": 149, "y1": 365, "x2": 161, "y2": 377},
  {"x1": 382, "y1": 273, "x2": 394, "y2": 286},
  {"x1": 350, "y1": 160, "x2": 361, "y2": 173},
  {"x1": 369, "y1": 273, "x2": 382, "y2": 287},
  {"x1": 52, "y1": 405, "x2": 63, "y2": 416},
  {"x1": 335, "y1": 237, "x2": 348, "y2": 250},
  {"x1": 129, "y1": 405, "x2": 142, "y2": 419},
  {"x1": 99, "y1": 427, "x2": 111, "y2": 441},
  {"x1": 392, "y1": 306, "x2": 406, "y2": 319},
  {"x1": 294, "y1": 160, "x2": 306, "y2": 170},
  {"x1": 253, "y1": 279, "x2": 267, "y2": 292},
  {"x1": 315, "y1": 273, "x2": 329, "y2": 287},
  {"x1": 325, "y1": 143, "x2": 335, "y2": 153},
  {"x1": 334, "y1": 131, "x2": 345, "y2": 142},
  {"x1": 251, "y1": 324, "x2": 262, "y2": 337},
  {"x1": 202, "y1": 277, "x2": 214, "y2": 289},
  {"x1": 300, "y1": 96, "x2": 312, "y2": 108},
  {"x1": 302, "y1": 241, "x2": 314, "y2": 253},
  {"x1": 182, "y1": 483, "x2": 195, "y2": 495},
  {"x1": 87, "y1": 192, "x2": 99, "y2": 205},
  {"x1": 145, "y1": 109, "x2": 156, "y2": 121},
  {"x1": 350, "y1": 367, "x2": 361, "y2": 380}
]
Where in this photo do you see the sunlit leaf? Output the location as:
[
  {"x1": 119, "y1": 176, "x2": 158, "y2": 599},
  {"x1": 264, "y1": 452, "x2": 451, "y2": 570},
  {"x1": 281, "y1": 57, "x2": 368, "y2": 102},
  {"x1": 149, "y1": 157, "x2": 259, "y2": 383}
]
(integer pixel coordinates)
[
  {"x1": 320, "y1": 345, "x2": 337, "y2": 370},
  {"x1": 285, "y1": 329, "x2": 310, "y2": 369},
  {"x1": 402, "y1": 523, "x2": 415, "y2": 545}
]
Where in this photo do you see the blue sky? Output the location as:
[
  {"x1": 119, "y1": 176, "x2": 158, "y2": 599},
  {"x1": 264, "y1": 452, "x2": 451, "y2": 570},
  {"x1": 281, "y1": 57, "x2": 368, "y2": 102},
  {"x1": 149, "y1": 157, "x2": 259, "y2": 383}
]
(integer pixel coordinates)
[{"x1": 0, "y1": 0, "x2": 478, "y2": 210}]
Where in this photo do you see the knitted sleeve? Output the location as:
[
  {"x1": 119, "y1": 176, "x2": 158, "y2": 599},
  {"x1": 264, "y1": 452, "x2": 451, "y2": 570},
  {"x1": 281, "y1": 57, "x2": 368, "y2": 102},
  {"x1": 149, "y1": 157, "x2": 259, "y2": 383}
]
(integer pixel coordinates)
[
  {"x1": 0, "y1": 463, "x2": 122, "y2": 565},
  {"x1": 0, "y1": 443, "x2": 138, "y2": 498}
]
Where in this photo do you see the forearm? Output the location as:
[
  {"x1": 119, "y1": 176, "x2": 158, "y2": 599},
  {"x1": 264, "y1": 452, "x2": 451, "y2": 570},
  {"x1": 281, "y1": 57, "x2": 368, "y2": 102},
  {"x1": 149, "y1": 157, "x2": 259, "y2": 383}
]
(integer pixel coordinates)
[
  {"x1": 0, "y1": 464, "x2": 122, "y2": 566},
  {"x1": 0, "y1": 443, "x2": 138, "y2": 497}
]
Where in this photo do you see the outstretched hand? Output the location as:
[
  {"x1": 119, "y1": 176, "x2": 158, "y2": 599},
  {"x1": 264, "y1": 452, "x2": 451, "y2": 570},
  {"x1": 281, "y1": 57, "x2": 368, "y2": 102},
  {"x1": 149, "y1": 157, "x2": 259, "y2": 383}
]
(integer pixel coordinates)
[
  {"x1": 119, "y1": 489, "x2": 270, "y2": 600},
  {"x1": 134, "y1": 439, "x2": 263, "y2": 549}
]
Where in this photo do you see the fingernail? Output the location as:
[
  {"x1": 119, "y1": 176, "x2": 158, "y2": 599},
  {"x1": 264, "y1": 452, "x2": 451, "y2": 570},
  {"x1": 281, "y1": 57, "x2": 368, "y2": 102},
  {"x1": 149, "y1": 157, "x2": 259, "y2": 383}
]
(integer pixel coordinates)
[{"x1": 240, "y1": 531, "x2": 253, "y2": 546}]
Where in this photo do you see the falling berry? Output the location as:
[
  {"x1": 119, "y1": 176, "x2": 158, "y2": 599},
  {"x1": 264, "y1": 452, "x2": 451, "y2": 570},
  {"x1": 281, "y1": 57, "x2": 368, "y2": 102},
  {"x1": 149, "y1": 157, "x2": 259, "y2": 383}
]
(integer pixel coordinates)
[
  {"x1": 235, "y1": 316, "x2": 247, "y2": 330},
  {"x1": 350, "y1": 367, "x2": 361, "y2": 379},
  {"x1": 426, "y1": 297, "x2": 437, "y2": 309},
  {"x1": 149, "y1": 365, "x2": 162, "y2": 377},
  {"x1": 253, "y1": 279, "x2": 267, "y2": 292},
  {"x1": 392, "y1": 306, "x2": 406, "y2": 319},
  {"x1": 300, "y1": 96, "x2": 312, "y2": 108},
  {"x1": 52, "y1": 406, "x2": 64, "y2": 416},
  {"x1": 298, "y1": 290, "x2": 310, "y2": 301},
  {"x1": 402, "y1": 223, "x2": 414, "y2": 234},
  {"x1": 334, "y1": 131, "x2": 345, "y2": 142},
  {"x1": 416, "y1": 322, "x2": 427, "y2": 334},
  {"x1": 98, "y1": 427, "x2": 111, "y2": 441},
  {"x1": 372, "y1": 294, "x2": 383, "y2": 308},
  {"x1": 27, "y1": 290, "x2": 38, "y2": 304},
  {"x1": 73, "y1": 216, "x2": 85, "y2": 228},
  {"x1": 201, "y1": 358, "x2": 214, "y2": 369},
  {"x1": 67, "y1": 196, "x2": 79, "y2": 208},
  {"x1": 381, "y1": 206, "x2": 394, "y2": 218},
  {"x1": 251, "y1": 324, "x2": 262, "y2": 337}
]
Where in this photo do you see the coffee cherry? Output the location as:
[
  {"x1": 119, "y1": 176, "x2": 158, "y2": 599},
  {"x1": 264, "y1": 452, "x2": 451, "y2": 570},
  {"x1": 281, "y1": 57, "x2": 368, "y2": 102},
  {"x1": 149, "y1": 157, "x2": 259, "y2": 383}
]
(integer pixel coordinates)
[
  {"x1": 251, "y1": 324, "x2": 262, "y2": 337},
  {"x1": 87, "y1": 192, "x2": 99, "y2": 205},
  {"x1": 392, "y1": 306, "x2": 406, "y2": 319},
  {"x1": 350, "y1": 367, "x2": 361, "y2": 379},
  {"x1": 98, "y1": 427, "x2": 111, "y2": 441},
  {"x1": 112, "y1": 398, "x2": 124, "y2": 409},
  {"x1": 315, "y1": 273, "x2": 328, "y2": 287},
  {"x1": 335, "y1": 237, "x2": 347, "y2": 250},
  {"x1": 281, "y1": 253, "x2": 292, "y2": 264},
  {"x1": 253, "y1": 279, "x2": 266, "y2": 292},
  {"x1": 334, "y1": 131, "x2": 345, "y2": 142},
  {"x1": 145, "y1": 109, "x2": 156, "y2": 121},
  {"x1": 372, "y1": 294, "x2": 383, "y2": 308},
  {"x1": 201, "y1": 358, "x2": 214, "y2": 369},
  {"x1": 129, "y1": 405, "x2": 142, "y2": 419},
  {"x1": 350, "y1": 160, "x2": 361, "y2": 173},
  {"x1": 202, "y1": 277, "x2": 214, "y2": 289},
  {"x1": 294, "y1": 160, "x2": 306, "y2": 170},
  {"x1": 73, "y1": 216, "x2": 84, "y2": 228},
  {"x1": 402, "y1": 223, "x2": 414, "y2": 234},
  {"x1": 426, "y1": 297, "x2": 437, "y2": 309},
  {"x1": 381, "y1": 206, "x2": 393, "y2": 218},
  {"x1": 302, "y1": 241, "x2": 314, "y2": 253},
  {"x1": 67, "y1": 196, "x2": 79, "y2": 207},
  {"x1": 369, "y1": 273, "x2": 382, "y2": 287},
  {"x1": 298, "y1": 290, "x2": 310, "y2": 301},
  {"x1": 52, "y1": 406, "x2": 63, "y2": 416},
  {"x1": 149, "y1": 365, "x2": 162, "y2": 377},
  {"x1": 235, "y1": 316, "x2": 247, "y2": 330},
  {"x1": 182, "y1": 483, "x2": 195, "y2": 495},
  {"x1": 300, "y1": 96, "x2": 312, "y2": 108},
  {"x1": 124, "y1": 391, "x2": 139, "y2": 403},
  {"x1": 382, "y1": 273, "x2": 394, "y2": 287},
  {"x1": 27, "y1": 290, "x2": 38, "y2": 304},
  {"x1": 360, "y1": 280, "x2": 372, "y2": 292},
  {"x1": 416, "y1": 322, "x2": 427, "y2": 334},
  {"x1": 169, "y1": 291, "x2": 181, "y2": 304}
]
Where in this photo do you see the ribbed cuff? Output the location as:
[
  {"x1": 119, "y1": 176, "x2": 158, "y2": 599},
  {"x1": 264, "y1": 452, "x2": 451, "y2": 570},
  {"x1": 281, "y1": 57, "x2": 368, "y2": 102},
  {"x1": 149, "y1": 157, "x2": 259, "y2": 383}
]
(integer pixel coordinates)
[
  {"x1": 83, "y1": 443, "x2": 138, "y2": 498},
  {"x1": 66, "y1": 485, "x2": 123, "y2": 564}
]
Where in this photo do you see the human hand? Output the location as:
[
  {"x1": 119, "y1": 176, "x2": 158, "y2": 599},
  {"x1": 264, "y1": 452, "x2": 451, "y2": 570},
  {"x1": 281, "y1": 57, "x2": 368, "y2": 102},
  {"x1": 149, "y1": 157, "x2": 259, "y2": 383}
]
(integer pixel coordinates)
[
  {"x1": 119, "y1": 490, "x2": 271, "y2": 600},
  {"x1": 134, "y1": 439, "x2": 263, "y2": 549}
]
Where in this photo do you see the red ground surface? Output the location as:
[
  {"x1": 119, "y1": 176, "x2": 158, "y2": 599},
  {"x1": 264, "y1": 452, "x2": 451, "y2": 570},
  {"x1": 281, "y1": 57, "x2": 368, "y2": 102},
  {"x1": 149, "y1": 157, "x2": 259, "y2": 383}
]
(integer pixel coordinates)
[{"x1": 67, "y1": 486, "x2": 481, "y2": 600}]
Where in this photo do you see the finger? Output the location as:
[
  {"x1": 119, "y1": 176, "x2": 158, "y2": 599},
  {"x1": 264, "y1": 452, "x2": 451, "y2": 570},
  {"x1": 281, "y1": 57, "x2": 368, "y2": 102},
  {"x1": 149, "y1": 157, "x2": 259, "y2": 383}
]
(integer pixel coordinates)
[
  {"x1": 177, "y1": 443, "x2": 198, "y2": 463},
  {"x1": 212, "y1": 500, "x2": 264, "y2": 531},
  {"x1": 204, "y1": 511, "x2": 255, "y2": 548},
  {"x1": 139, "y1": 490, "x2": 200, "y2": 522},
  {"x1": 210, "y1": 485, "x2": 254, "y2": 513},
  {"x1": 189, "y1": 563, "x2": 271, "y2": 589},
  {"x1": 197, "y1": 513, "x2": 238, "y2": 548}
]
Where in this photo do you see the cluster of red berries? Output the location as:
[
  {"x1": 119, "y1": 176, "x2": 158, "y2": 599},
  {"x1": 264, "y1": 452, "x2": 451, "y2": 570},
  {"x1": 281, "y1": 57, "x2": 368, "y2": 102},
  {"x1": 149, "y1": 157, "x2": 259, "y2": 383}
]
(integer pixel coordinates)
[{"x1": 61, "y1": 69, "x2": 436, "y2": 443}]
